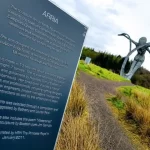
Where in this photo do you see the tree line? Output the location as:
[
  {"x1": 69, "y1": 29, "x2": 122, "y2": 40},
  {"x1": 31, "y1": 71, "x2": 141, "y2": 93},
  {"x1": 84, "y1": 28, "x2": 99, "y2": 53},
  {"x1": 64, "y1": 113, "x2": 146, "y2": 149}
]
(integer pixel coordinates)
[{"x1": 80, "y1": 47, "x2": 150, "y2": 89}]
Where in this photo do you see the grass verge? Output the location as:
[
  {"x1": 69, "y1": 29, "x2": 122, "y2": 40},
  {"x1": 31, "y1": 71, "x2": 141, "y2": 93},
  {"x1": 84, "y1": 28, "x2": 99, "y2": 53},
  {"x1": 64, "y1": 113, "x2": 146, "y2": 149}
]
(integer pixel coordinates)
[
  {"x1": 55, "y1": 81, "x2": 100, "y2": 150},
  {"x1": 106, "y1": 85, "x2": 150, "y2": 150},
  {"x1": 78, "y1": 60, "x2": 129, "y2": 82}
]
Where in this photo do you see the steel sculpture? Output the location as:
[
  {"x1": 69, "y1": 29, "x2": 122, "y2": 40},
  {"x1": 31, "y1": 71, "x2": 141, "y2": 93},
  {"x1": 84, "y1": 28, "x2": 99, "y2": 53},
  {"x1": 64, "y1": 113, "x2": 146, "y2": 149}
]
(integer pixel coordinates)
[{"x1": 118, "y1": 33, "x2": 150, "y2": 80}]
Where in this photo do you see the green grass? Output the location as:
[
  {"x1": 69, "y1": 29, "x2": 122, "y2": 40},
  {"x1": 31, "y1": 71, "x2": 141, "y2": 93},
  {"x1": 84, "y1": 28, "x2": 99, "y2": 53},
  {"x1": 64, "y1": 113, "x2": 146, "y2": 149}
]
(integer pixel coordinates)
[
  {"x1": 117, "y1": 85, "x2": 150, "y2": 97},
  {"x1": 78, "y1": 60, "x2": 129, "y2": 82},
  {"x1": 107, "y1": 96, "x2": 124, "y2": 110}
]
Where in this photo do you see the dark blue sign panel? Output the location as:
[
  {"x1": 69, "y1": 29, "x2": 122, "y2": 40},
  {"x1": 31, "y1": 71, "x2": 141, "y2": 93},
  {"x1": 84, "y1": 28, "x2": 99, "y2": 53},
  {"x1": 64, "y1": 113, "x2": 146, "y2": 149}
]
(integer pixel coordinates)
[{"x1": 0, "y1": 0, "x2": 88, "y2": 149}]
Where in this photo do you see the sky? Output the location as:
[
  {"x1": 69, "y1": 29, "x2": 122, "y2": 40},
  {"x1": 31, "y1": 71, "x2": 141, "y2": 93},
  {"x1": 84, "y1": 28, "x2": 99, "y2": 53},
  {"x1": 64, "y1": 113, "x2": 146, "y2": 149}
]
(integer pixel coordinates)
[{"x1": 49, "y1": 0, "x2": 150, "y2": 71}]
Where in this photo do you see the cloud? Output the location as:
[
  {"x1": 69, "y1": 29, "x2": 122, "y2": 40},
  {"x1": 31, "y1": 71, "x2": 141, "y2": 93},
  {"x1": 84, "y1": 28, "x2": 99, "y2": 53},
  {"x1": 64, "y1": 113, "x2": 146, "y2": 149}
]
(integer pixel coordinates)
[
  {"x1": 105, "y1": 0, "x2": 150, "y2": 70},
  {"x1": 83, "y1": 0, "x2": 114, "y2": 7},
  {"x1": 49, "y1": 0, "x2": 150, "y2": 71}
]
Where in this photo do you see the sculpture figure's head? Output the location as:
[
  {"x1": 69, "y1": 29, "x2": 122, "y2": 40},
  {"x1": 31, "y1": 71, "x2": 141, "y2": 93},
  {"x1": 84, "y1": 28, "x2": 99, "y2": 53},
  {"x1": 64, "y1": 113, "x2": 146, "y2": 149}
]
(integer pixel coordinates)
[{"x1": 139, "y1": 37, "x2": 147, "y2": 45}]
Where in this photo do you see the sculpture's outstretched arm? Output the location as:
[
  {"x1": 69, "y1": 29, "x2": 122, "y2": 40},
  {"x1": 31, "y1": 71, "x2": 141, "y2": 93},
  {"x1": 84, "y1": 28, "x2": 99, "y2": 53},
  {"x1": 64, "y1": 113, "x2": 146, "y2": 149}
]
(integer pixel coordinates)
[
  {"x1": 125, "y1": 35, "x2": 138, "y2": 46},
  {"x1": 118, "y1": 33, "x2": 138, "y2": 46}
]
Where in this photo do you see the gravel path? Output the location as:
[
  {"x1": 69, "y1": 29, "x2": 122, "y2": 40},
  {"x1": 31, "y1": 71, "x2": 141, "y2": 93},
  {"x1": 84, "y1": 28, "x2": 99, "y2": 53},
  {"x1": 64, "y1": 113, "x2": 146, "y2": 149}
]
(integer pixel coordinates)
[{"x1": 77, "y1": 71, "x2": 136, "y2": 150}]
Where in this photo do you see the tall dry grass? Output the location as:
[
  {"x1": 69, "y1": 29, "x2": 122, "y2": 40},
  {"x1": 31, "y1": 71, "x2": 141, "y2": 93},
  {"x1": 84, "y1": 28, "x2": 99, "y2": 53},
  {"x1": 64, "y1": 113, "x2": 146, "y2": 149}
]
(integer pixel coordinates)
[
  {"x1": 125, "y1": 89, "x2": 150, "y2": 138},
  {"x1": 66, "y1": 81, "x2": 88, "y2": 117},
  {"x1": 115, "y1": 86, "x2": 150, "y2": 147},
  {"x1": 108, "y1": 86, "x2": 150, "y2": 149},
  {"x1": 55, "y1": 81, "x2": 100, "y2": 150}
]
